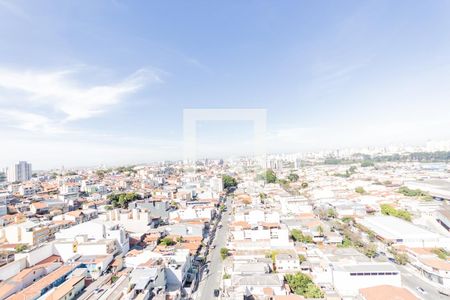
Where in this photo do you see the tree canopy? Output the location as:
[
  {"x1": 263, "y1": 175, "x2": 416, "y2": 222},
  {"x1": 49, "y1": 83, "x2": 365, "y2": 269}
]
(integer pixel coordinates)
[
  {"x1": 108, "y1": 192, "x2": 141, "y2": 208},
  {"x1": 15, "y1": 244, "x2": 28, "y2": 253},
  {"x1": 397, "y1": 186, "x2": 432, "y2": 200},
  {"x1": 287, "y1": 173, "x2": 299, "y2": 182},
  {"x1": 291, "y1": 229, "x2": 313, "y2": 244},
  {"x1": 257, "y1": 169, "x2": 277, "y2": 183},
  {"x1": 116, "y1": 166, "x2": 137, "y2": 174},
  {"x1": 361, "y1": 160, "x2": 375, "y2": 167},
  {"x1": 159, "y1": 237, "x2": 176, "y2": 246},
  {"x1": 222, "y1": 175, "x2": 238, "y2": 189},
  {"x1": 285, "y1": 273, "x2": 324, "y2": 298},
  {"x1": 220, "y1": 247, "x2": 230, "y2": 260},
  {"x1": 380, "y1": 204, "x2": 412, "y2": 222},
  {"x1": 355, "y1": 187, "x2": 366, "y2": 194}
]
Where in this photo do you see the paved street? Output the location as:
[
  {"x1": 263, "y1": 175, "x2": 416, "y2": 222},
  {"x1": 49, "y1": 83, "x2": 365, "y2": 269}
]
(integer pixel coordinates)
[
  {"x1": 397, "y1": 264, "x2": 448, "y2": 300},
  {"x1": 325, "y1": 218, "x2": 448, "y2": 300},
  {"x1": 195, "y1": 197, "x2": 231, "y2": 300},
  {"x1": 375, "y1": 253, "x2": 447, "y2": 299}
]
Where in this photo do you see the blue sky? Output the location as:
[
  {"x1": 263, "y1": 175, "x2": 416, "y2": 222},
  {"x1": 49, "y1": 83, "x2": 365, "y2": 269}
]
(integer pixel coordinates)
[{"x1": 1, "y1": 0, "x2": 450, "y2": 169}]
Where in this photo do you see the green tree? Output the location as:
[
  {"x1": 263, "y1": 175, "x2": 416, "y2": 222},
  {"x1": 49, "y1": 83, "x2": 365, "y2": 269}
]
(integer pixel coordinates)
[
  {"x1": 291, "y1": 229, "x2": 314, "y2": 244},
  {"x1": 259, "y1": 192, "x2": 268, "y2": 204},
  {"x1": 287, "y1": 173, "x2": 299, "y2": 182},
  {"x1": 317, "y1": 225, "x2": 324, "y2": 237},
  {"x1": 266, "y1": 250, "x2": 279, "y2": 263},
  {"x1": 327, "y1": 208, "x2": 336, "y2": 218},
  {"x1": 118, "y1": 194, "x2": 127, "y2": 208},
  {"x1": 342, "y1": 217, "x2": 353, "y2": 223},
  {"x1": 394, "y1": 252, "x2": 409, "y2": 265},
  {"x1": 15, "y1": 244, "x2": 28, "y2": 252},
  {"x1": 361, "y1": 160, "x2": 375, "y2": 167},
  {"x1": 301, "y1": 182, "x2": 309, "y2": 189},
  {"x1": 298, "y1": 254, "x2": 306, "y2": 263},
  {"x1": 432, "y1": 248, "x2": 449, "y2": 260},
  {"x1": 285, "y1": 273, "x2": 324, "y2": 299},
  {"x1": 159, "y1": 237, "x2": 176, "y2": 246},
  {"x1": 380, "y1": 204, "x2": 412, "y2": 222},
  {"x1": 257, "y1": 169, "x2": 277, "y2": 183},
  {"x1": 397, "y1": 186, "x2": 433, "y2": 201},
  {"x1": 338, "y1": 236, "x2": 352, "y2": 248},
  {"x1": 108, "y1": 192, "x2": 141, "y2": 208},
  {"x1": 220, "y1": 247, "x2": 229, "y2": 260},
  {"x1": 364, "y1": 243, "x2": 377, "y2": 258},
  {"x1": 355, "y1": 187, "x2": 366, "y2": 194},
  {"x1": 222, "y1": 175, "x2": 238, "y2": 189},
  {"x1": 116, "y1": 166, "x2": 137, "y2": 174}
]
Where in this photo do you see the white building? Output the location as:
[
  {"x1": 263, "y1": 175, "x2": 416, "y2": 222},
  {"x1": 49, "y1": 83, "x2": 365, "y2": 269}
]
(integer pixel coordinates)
[
  {"x1": 54, "y1": 219, "x2": 129, "y2": 254},
  {"x1": 229, "y1": 274, "x2": 286, "y2": 298},
  {"x1": 358, "y1": 216, "x2": 448, "y2": 248},
  {"x1": 234, "y1": 209, "x2": 280, "y2": 226},
  {"x1": 19, "y1": 185, "x2": 36, "y2": 197},
  {"x1": 209, "y1": 177, "x2": 223, "y2": 193},
  {"x1": 275, "y1": 253, "x2": 301, "y2": 273},
  {"x1": 61, "y1": 183, "x2": 80, "y2": 195},
  {"x1": 278, "y1": 195, "x2": 312, "y2": 215},
  {"x1": 170, "y1": 206, "x2": 215, "y2": 221},
  {"x1": 231, "y1": 223, "x2": 291, "y2": 248},
  {"x1": 1, "y1": 221, "x2": 50, "y2": 246},
  {"x1": 98, "y1": 208, "x2": 157, "y2": 234},
  {"x1": 405, "y1": 180, "x2": 450, "y2": 200},
  {"x1": 7, "y1": 161, "x2": 32, "y2": 183},
  {"x1": 332, "y1": 263, "x2": 401, "y2": 297},
  {"x1": 0, "y1": 192, "x2": 12, "y2": 216}
]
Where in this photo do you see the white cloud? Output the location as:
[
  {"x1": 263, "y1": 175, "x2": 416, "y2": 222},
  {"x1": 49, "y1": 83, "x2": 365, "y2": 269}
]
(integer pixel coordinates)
[
  {"x1": 0, "y1": 65, "x2": 168, "y2": 168},
  {"x1": 0, "y1": 66, "x2": 162, "y2": 125},
  {"x1": 0, "y1": 109, "x2": 64, "y2": 133}
]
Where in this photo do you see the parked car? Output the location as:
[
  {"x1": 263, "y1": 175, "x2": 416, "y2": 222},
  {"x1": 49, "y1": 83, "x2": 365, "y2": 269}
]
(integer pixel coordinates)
[
  {"x1": 214, "y1": 289, "x2": 220, "y2": 297},
  {"x1": 416, "y1": 287, "x2": 427, "y2": 294}
]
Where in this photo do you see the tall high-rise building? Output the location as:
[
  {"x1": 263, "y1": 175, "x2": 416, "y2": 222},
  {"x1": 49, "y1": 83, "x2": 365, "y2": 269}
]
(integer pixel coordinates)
[{"x1": 7, "y1": 161, "x2": 32, "y2": 183}]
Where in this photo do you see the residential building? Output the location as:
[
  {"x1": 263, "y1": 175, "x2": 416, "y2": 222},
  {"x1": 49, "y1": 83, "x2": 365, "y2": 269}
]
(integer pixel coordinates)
[{"x1": 7, "y1": 161, "x2": 32, "y2": 183}]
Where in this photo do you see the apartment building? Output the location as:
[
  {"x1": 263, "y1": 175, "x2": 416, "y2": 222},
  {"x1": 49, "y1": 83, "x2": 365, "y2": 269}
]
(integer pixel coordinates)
[
  {"x1": 0, "y1": 192, "x2": 12, "y2": 216},
  {"x1": 7, "y1": 161, "x2": 32, "y2": 183},
  {"x1": 2, "y1": 221, "x2": 50, "y2": 246}
]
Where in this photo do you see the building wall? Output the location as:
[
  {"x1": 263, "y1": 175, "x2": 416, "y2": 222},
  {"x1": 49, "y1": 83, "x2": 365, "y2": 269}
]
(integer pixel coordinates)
[
  {"x1": 0, "y1": 257, "x2": 27, "y2": 281},
  {"x1": 275, "y1": 258, "x2": 300, "y2": 273},
  {"x1": 15, "y1": 243, "x2": 54, "y2": 266},
  {"x1": 62, "y1": 278, "x2": 85, "y2": 300},
  {"x1": 333, "y1": 270, "x2": 401, "y2": 296},
  {"x1": 0, "y1": 193, "x2": 10, "y2": 216},
  {"x1": 53, "y1": 242, "x2": 77, "y2": 261},
  {"x1": 7, "y1": 161, "x2": 32, "y2": 183}
]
